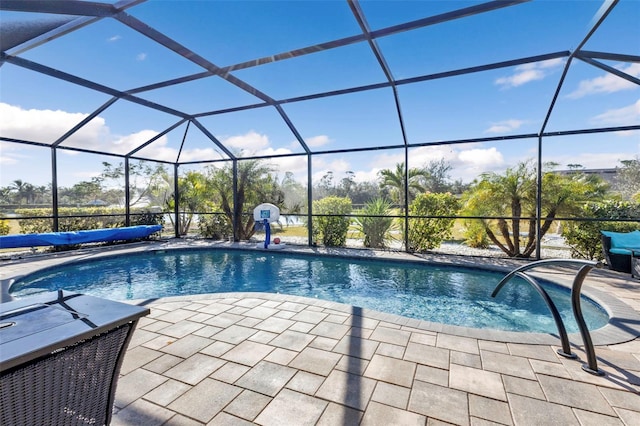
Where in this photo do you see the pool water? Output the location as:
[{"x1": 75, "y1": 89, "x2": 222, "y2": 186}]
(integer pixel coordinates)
[{"x1": 10, "y1": 249, "x2": 609, "y2": 333}]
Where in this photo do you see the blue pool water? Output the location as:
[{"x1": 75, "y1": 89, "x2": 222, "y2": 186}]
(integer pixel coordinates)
[{"x1": 10, "y1": 249, "x2": 609, "y2": 333}]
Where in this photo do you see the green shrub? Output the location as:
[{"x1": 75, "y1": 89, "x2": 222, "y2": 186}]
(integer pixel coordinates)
[
  {"x1": 312, "y1": 196, "x2": 352, "y2": 247},
  {"x1": 354, "y1": 198, "x2": 396, "y2": 248},
  {"x1": 562, "y1": 200, "x2": 640, "y2": 260},
  {"x1": 463, "y1": 219, "x2": 490, "y2": 249},
  {"x1": 132, "y1": 210, "x2": 165, "y2": 226},
  {"x1": 13, "y1": 207, "x2": 166, "y2": 234},
  {"x1": 0, "y1": 219, "x2": 9, "y2": 236},
  {"x1": 198, "y1": 214, "x2": 233, "y2": 240},
  {"x1": 407, "y1": 192, "x2": 460, "y2": 252}
]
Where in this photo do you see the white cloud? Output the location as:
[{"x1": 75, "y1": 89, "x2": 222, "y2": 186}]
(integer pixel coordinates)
[
  {"x1": 108, "y1": 35, "x2": 121, "y2": 42},
  {"x1": 495, "y1": 58, "x2": 564, "y2": 89},
  {"x1": 305, "y1": 135, "x2": 331, "y2": 147},
  {"x1": 590, "y1": 99, "x2": 640, "y2": 126},
  {"x1": 484, "y1": 119, "x2": 525, "y2": 134},
  {"x1": 136, "y1": 53, "x2": 147, "y2": 61},
  {"x1": 222, "y1": 130, "x2": 269, "y2": 154},
  {"x1": 0, "y1": 102, "x2": 91, "y2": 143},
  {"x1": 566, "y1": 63, "x2": 640, "y2": 99}
]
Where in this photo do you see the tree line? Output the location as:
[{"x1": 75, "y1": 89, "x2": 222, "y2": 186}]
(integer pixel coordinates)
[{"x1": 2, "y1": 157, "x2": 639, "y2": 259}]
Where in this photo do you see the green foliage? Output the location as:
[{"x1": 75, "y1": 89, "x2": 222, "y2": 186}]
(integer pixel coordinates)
[
  {"x1": 354, "y1": 198, "x2": 396, "y2": 248},
  {"x1": 562, "y1": 200, "x2": 640, "y2": 260},
  {"x1": 16, "y1": 207, "x2": 126, "y2": 233},
  {"x1": 198, "y1": 214, "x2": 233, "y2": 240},
  {"x1": 378, "y1": 163, "x2": 428, "y2": 211},
  {"x1": 463, "y1": 219, "x2": 490, "y2": 249},
  {"x1": 208, "y1": 160, "x2": 285, "y2": 241},
  {"x1": 165, "y1": 171, "x2": 211, "y2": 235},
  {"x1": 14, "y1": 207, "x2": 164, "y2": 234},
  {"x1": 132, "y1": 211, "x2": 165, "y2": 226},
  {"x1": 312, "y1": 196, "x2": 352, "y2": 247},
  {"x1": 0, "y1": 219, "x2": 9, "y2": 236},
  {"x1": 460, "y1": 161, "x2": 607, "y2": 258},
  {"x1": 407, "y1": 192, "x2": 460, "y2": 252}
]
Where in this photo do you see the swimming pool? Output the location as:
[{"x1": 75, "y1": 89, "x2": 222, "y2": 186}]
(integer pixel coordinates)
[{"x1": 10, "y1": 248, "x2": 609, "y2": 333}]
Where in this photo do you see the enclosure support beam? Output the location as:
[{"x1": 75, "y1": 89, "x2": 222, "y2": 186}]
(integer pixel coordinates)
[
  {"x1": 125, "y1": 158, "x2": 131, "y2": 227},
  {"x1": 307, "y1": 154, "x2": 313, "y2": 246},
  {"x1": 173, "y1": 164, "x2": 179, "y2": 239},
  {"x1": 51, "y1": 147, "x2": 59, "y2": 233}
]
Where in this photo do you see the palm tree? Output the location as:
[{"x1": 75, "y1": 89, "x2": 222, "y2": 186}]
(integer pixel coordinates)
[
  {"x1": 208, "y1": 160, "x2": 284, "y2": 241},
  {"x1": 378, "y1": 163, "x2": 428, "y2": 212},
  {"x1": 462, "y1": 161, "x2": 607, "y2": 258}
]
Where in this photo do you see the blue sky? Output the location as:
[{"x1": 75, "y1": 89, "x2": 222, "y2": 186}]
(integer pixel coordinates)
[{"x1": 1, "y1": 0, "x2": 639, "y2": 189}]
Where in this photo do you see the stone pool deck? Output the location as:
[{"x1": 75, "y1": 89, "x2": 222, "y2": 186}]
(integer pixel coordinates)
[{"x1": 1, "y1": 239, "x2": 639, "y2": 425}]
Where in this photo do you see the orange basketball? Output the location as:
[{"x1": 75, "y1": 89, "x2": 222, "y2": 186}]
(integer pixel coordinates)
[{"x1": 273, "y1": 237, "x2": 281, "y2": 244}]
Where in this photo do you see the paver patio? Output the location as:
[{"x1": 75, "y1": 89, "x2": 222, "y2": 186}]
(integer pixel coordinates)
[{"x1": 1, "y1": 240, "x2": 639, "y2": 425}]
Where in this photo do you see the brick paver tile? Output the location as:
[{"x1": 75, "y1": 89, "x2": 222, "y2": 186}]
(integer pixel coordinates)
[
  {"x1": 469, "y1": 394, "x2": 513, "y2": 425},
  {"x1": 160, "y1": 334, "x2": 212, "y2": 358},
  {"x1": 264, "y1": 347, "x2": 298, "y2": 365},
  {"x1": 143, "y1": 379, "x2": 191, "y2": 406},
  {"x1": 286, "y1": 370, "x2": 325, "y2": 394},
  {"x1": 335, "y1": 354, "x2": 370, "y2": 375},
  {"x1": 364, "y1": 354, "x2": 417, "y2": 388},
  {"x1": 537, "y1": 374, "x2": 616, "y2": 415},
  {"x1": 200, "y1": 340, "x2": 234, "y2": 357},
  {"x1": 111, "y1": 399, "x2": 175, "y2": 426},
  {"x1": 507, "y1": 393, "x2": 578, "y2": 425},
  {"x1": 120, "y1": 345, "x2": 163, "y2": 375},
  {"x1": 449, "y1": 363, "x2": 506, "y2": 401},
  {"x1": 615, "y1": 407, "x2": 640, "y2": 425},
  {"x1": 211, "y1": 324, "x2": 257, "y2": 344},
  {"x1": 451, "y1": 350, "x2": 482, "y2": 368},
  {"x1": 478, "y1": 340, "x2": 509, "y2": 354},
  {"x1": 207, "y1": 412, "x2": 254, "y2": 426},
  {"x1": 437, "y1": 333, "x2": 479, "y2": 355},
  {"x1": 316, "y1": 402, "x2": 363, "y2": 426},
  {"x1": 143, "y1": 353, "x2": 183, "y2": 374},
  {"x1": 502, "y1": 375, "x2": 545, "y2": 400},
  {"x1": 309, "y1": 335, "x2": 339, "y2": 351},
  {"x1": 164, "y1": 353, "x2": 225, "y2": 385},
  {"x1": 289, "y1": 346, "x2": 341, "y2": 376},
  {"x1": 529, "y1": 359, "x2": 571, "y2": 378},
  {"x1": 210, "y1": 362, "x2": 250, "y2": 383},
  {"x1": 415, "y1": 364, "x2": 449, "y2": 387},
  {"x1": 221, "y1": 340, "x2": 274, "y2": 366},
  {"x1": 507, "y1": 343, "x2": 562, "y2": 363},
  {"x1": 158, "y1": 320, "x2": 205, "y2": 338},
  {"x1": 168, "y1": 378, "x2": 242, "y2": 423},
  {"x1": 404, "y1": 342, "x2": 450, "y2": 369},
  {"x1": 573, "y1": 409, "x2": 624, "y2": 426},
  {"x1": 244, "y1": 305, "x2": 279, "y2": 319},
  {"x1": 480, "y1": 350, "x2": 536, "y2": 380},
  {"x1": 291, "y1": 309, "x2": 329, "y2": 324},
  {"x1": 254, "y1": 389, "x2": 327, "y2": 426},
  {"x1": 376, "y1": 342, "x2": 405, "y2": 358},
  {"x1": 309, "y1": 321, "x2": 351, "y2": 340},
  {"x1": 408, "y1": 380, "x2": 469, "y2": 426},
  {"x1": 409, "y1": 331, "x2": 437, "y2": 346},
  {"x1": 371, "y1": 381, "x2": 411, "y2": 409},
  {"x1": 115, "y1": 368, "x2": 167, "y2": 408},
  {"x1": 254, "y1": 316, "x2": 295, "y2": 333},
  {"x1": 361, "y1": 401, "x2": 426, "y2": 425},
  {"x1": 269, "y1": 329, "x2": 315, "y2": 351},
  {"x1": 235, "y1": 361, "x2": 297, "y2": 396},
  {"x1": 598, "y1": 386, "x2": 640, "y2": 411},
  {"x1": 224, "y1": 389, "x2": 272, "y2": 421},
  {"x1": 315, "y1": 369, "x2": 377, "y2": 410},
  {"x1": 369, "y1": 326, "x2": 411, "y2": 346},
  {"x1": 333, "y1": 334, "x2": 380, "y2": 360}
]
